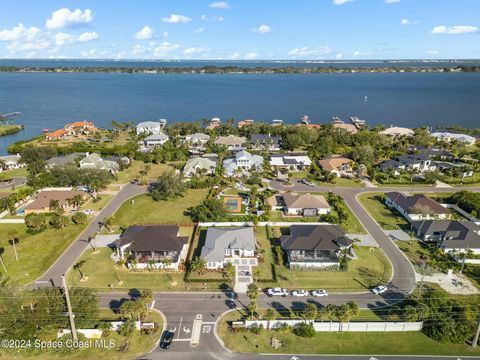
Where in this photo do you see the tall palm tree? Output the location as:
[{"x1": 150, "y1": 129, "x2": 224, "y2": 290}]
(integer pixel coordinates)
[
  {"x1": 7, "y1": 229, "x2": 19, "y2": 261},
  {"x1": 73, "y1": 260, "x2": 87, "y2": 280}
]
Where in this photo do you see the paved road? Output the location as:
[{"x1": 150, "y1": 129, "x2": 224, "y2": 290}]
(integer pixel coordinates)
[
  {"x1": 33, "y1": 183, "x2": 148, "y2": 287},
  {"x1": 0, "y1": 176, "x2": 26, "y2": 189}
]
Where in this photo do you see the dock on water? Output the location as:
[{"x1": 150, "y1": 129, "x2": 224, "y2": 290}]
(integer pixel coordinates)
[{"x1": 350, "y1": 116, "x2": 366, "y2": 129}]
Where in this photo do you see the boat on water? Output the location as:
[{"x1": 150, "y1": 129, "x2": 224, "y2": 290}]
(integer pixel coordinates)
[
  {"x1": 331, "y1": 116, "x2": 343, "y2": 125},
  {"x1": 271, "y1": 119, "x2": 284, "y2": 126},
  {"x1": 159, "y1": 118, "x2": 168, "y2": 129}
]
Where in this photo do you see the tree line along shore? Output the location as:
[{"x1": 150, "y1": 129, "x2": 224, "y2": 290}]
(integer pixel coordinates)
[{"x1": 0, "y1": 65, "x2": 479, "y2": 74}]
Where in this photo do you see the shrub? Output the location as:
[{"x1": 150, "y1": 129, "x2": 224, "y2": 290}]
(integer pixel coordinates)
[
  {"x1": 72, "y1": 212, "x2": 88, "y2": 224},
  {"x1": 293, "y1": 323, "x2": 316, "y2": 338}
]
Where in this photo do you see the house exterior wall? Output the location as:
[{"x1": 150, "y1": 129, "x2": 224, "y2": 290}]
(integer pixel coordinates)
[
  {"x1": 286, "y1": 207, "x2": 330, "y2": 216},
  {"x1": 385, "y1": 197, "x2": 449, "y2": 223}
]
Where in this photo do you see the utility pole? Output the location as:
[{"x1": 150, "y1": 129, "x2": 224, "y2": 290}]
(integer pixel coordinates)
[
  {"x1": 62, "y1": 275, "x2": 77, "y2": 341},
  {"x1": 460, "y1": 245, "x2": 469, "y2": 274},
  {"x1": 473, "y1": 312, "x2": 480, "y2": 348}
]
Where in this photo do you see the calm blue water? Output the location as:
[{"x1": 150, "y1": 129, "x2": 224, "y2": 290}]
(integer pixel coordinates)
[{"x1": 1, "y1": 70, "x2": 480, "y2": 154}]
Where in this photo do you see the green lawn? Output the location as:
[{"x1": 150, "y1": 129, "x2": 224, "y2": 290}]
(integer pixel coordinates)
[
  {"x1": 66, "y1": 247, "x2": 222, "y2": 291},
  {"x1": 81, "y1": 194, "x2": 113, "y2": 212},
  {"x1": 0, "y1": 124, "x2": 21, "y2": 136},
  {"x1": 264, "y1": 227, "x2": 391, "y2": 292},
  {"x1": 3, "y1": 166, "x2": 28, "y2": 178},
  {"x1": 112, "y1": 189, "x2": 209, "y2": 229},
  {"x1": 357, "y1": 193, "x2": 409, "y2": 230},
  {"x1": 113, "y1": 160, "x2": 173, "y2": 184},
  {"x1": 218, "y1": 311, "x2": 480, "y2": 356},
  {"x1": 0, "y1": 223, "x2": 87, "y2": 285},
  {"x1": 1, "y1": 310, "x2": 163, "y2": 360},
  {"x1": 313, "y1": 177, "x2": 363, "y2": 188}
]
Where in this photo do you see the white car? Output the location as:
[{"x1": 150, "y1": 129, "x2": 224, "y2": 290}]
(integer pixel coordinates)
[
  {"x1": 372, "y1": 285, "x2": 388, "y2": 295},
  {"x1": 299, "y1": 179, "x2": 315, "y2": 187},
  {"x1": 311, "y1": 289, "x2": 328, "y2": 297},
  {"x1": 291, "y1": 290, "x2": 309, "y2": 297},
  {"x1": 267, "y1": 288, "x2": 289, "y2": 297},
  {"x1": 83, "y1": 209, "x2": 94, "y2": 215}
]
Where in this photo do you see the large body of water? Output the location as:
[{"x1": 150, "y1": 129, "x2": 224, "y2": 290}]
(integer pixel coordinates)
[{"x1": 1, "y1": 60, "x2": 480, "y2": 154}]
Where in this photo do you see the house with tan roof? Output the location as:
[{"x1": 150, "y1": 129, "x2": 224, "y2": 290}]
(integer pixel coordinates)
[
  {"x1": 379, "y1": 126, "x2": 414, "y2": 137},
  {"x1": 64, "y1": 120, "x2": 97, "y2": 135},
  {"x1": 282, "y1": 193, "x2": 331, "y2": 216},
  {"x1": 214, "y1": 135, "x2": 247, "y2": 151},
  {"x1": 385, "y1": 192, "x2": 451, "y2": 222},
  {"x1": 24, "y1": 190, "x2": 86, "y2": 215},
  {"x1": 318, "y1": 156, "x2": 353, "y2": 177}
]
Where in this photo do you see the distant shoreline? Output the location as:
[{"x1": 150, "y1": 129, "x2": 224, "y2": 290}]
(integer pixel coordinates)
[
  {"x1": 1, "y1": 65, "x2": 479, "y2": 74},
  {"x1": 0, "y1": 124, "x2": 22, "y2": 137}
]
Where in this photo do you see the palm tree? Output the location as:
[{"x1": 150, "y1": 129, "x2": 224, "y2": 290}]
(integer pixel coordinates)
[
  {"x1": 246, "y1": 282, "x2": 259, "y2": 300},
  {"x1": 7, "y1": 229, "x2": 19, "y2": 261},
  {"x1": 49, "y1": 199, "x2": 60, "y2": 212},
  {"x1": 103, "y1": 216, "x2": 114, "y2": 232},
  {"x1": 189, "y1": 256, "x2": 207, "y2": 274},
  {"x1": 0, "y1": 247, "x2": 7, "y2": 273},
  {"x1": 73, "y1": 260, "x2": 87, "y2": 280}
]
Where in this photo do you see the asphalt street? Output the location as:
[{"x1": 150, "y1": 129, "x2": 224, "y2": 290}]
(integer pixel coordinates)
[{"x1": 0, "y1": 176, "x2": 26, "y2": 189}]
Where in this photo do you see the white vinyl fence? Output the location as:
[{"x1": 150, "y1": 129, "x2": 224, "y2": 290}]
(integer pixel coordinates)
[{"x1": 243, "y1": 319, "x2": 423, "y2": 332}]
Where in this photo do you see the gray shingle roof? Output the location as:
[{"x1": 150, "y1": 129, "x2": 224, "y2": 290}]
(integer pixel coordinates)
[
  {"x1": 281, "y1": 225, "x2": 351, "y2": 251},
  {"x1": 200, "y1": 227, "x2": 255, "y2": 262},
  {"x1": 412, "y1": 220, "x2": 480, "y2": 250},
  {"x1": 385, "y1": 192, "x2": 449, "y2": 215},
  {"x1": 116, "y1": 225, "x2": 188, "y2": 252}
]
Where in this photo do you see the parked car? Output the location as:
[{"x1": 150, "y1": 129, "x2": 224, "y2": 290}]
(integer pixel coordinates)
[
  {"x1": 267, "y1": 288, "x2": 289, "y2": 297},
  {"x1": 291, "y1": 290, "x2": 309, "y2": 297},
  {"x1": 83, "y1": 209, "x2": 94, "y2": 215},
  {"x1": 372, "y1": 285, "x2": 388, "y2": 295},
  {"x1": 159, "y1": 331, "x2": 175, "y2": 349},
  {"x1": 299, "y1": 179, "x2": 315, "y2": 187},
  {"x1": 311, "y1": 289, "x2": 328, "y2": 297}
]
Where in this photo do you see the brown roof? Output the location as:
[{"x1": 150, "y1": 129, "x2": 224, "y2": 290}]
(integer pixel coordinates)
[
  {"x1": 318, "y1": 156, "x2": 352, "y2": 172},
  {"x1": 283, "y1": 194, "x2": 330, "y2": 210},
  {"x1": 386, "y1": 192, "x2": 450, "y2": 215},
  {"x1": 333, "y1": 123, "x2": 358, "y2": 134},
  {"x1": 116, "y1": 225, "x2": 188, "y2": 252},
  {"x1": 25, "y1": 190, "x2": 84, "y2": 210},
  {"x1": 214, "y1": 135, "x2": 247, "y2": 146},
  {"x1": 281, "y1": 224, "x2": 352, "y2": 251}
]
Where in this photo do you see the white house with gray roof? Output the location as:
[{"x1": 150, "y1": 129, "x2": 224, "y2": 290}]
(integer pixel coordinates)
[
  {"x1": 79, "y1": 153, "x2": 119, "y2": 173},
  {"x1": 0, "y1": 154, "x2": 24, "y2": 172},
  {"x1": 201, "y1": 227, "x2": 256, "y2": 269},
  {"x1": 184, "y1": 133, "x2": 210, "y2": 146},
  {"x1": 143, "y1": 133, "x2": 169, "y2": 147},
  {"x1": 223, "y1": 150, "x2": 264, "y2": 177},
  {"x1": 136, "y1": 121, "x2": 163, "y2": 135}
]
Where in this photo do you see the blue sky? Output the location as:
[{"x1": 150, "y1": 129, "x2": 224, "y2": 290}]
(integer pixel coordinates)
[{"x1": 0, "y1": 0, "x2": 479, "y2": 60}]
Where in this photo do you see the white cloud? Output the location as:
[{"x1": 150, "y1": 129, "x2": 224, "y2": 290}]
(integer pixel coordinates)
[
  {"x1": 244, "y1": 52, "x2": 259, "y2": 60},
  {"x1": 161, "y1": 14, "x2": 192, "y2": 23},
  {"x1": 200, "y1": 15, "x2": 225, "y2": 21},
  {"x1": 209, "y1": 2, "x2": 230, "y2": 9},
  {"x1": 335, "y1": 52, "x2": 343, "y2": 60},
  {"x1": 333, "y1": 0, "x2": 354, "y2": 5},
  {"x1": 427, "y1": 50, "x2": 440, "y2": 55},
  {"x1": 226, "y1": 52, "x2": 240, "y2": 60},
  {"x1": 201, "y1": 14, "x2": 208, "y2": 21},
  {"x1": 135, "y1": 26, "x2": 155, "y2": 40},
  {"x1": 252, "y1": 24, "x2": 271, "y2": 34},
  {"x1": 400, "y1": 19, "x2": 419, "y2": 26},
  {"x1": 46, "y1": 8, "x2": 93, "y2": 29},
  {"x1": 77, "y1": 32, "x2": 98, "y2": 42},
  {"x1": 153, "y1": 41, "x2": 180, "y2": 57},
  {"x1": 54, "y1": 31, "x2": 98, "y2": 47},
  {"x1": 0, "y1": 23, "x2": 41, "y2": 41},
  {"x1": 431, "y1": 25, "x2": 478, "y2": 34},
  {"x1": 183, "y1": 47, "x2": 208, "y2": 55},
  {"x1": 132, "y1": 44, "x2": 147, "y2": 55},
  {"x1": 193, "y1": 27, "x2": 204, "y2": 34},
  {"x1": 287, "y1": 46, "x2": 331, "y2": 58},
  {"x1": 384, "y1": 0, "x2": 400, "y2": 3},
  {"x1": 353, "y1": 50, "x2": 373, "y2": 57}
]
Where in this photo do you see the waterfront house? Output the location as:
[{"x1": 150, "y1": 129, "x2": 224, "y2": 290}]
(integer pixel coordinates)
[
  {"x1": 24, "y1": 190, "x2": 86, "y2": 215},
  {"x1": 143, "y1": 133, "x2": 169, "y2": 147},
  {"x1": 412, "y1": 220, "x2": 480, "y2": 255},
  {"x1": 250, "y1": 134, "x2": 282, "y2": 151},
  {"x1": 379, "y1": 126, "x2": 414, "y2": 137},
  {"x1": 318, "y1": 156, "x2": 353, "y2": 177},
  {"x1": 201, "y1": 227, "x2": 256, "y2": 269},
  {"x1": 269, "y1": 153, "x2": 312, "y2": 173},
  {"x1": 136, "y1": 121, "x2": 163, "y2": 135},
  {"x1": 238, "y1": 119, "x2": 255, "y2": 128},
  {"x1": 379, "y1": 154, "x2": 436, "y2": 175},
  {"x1": 223, "y1": 150, "x2": 264, "y2": 177},
  {"x1": 0, "y1": 154, "x2": 24, "y2": 172},
  {"x1": 431, "y1": 132, "x2": 477, "y2": 146},
  {"x1": 385, "y1": 192, "x2": 451, "y2": 222},
  {"x1": 281, "y1": 225, "x2": 353, "y2": 269},
  {"x1": 64, "y1": 120, "x2": 97, "y2": 135},
  {"x1": 114, "y1": 225, "x2": 189, "y2": 270},
  {"x1": 79, "y1": 153, "x2": 120, "y2": 173},
  {"x1": 282, "y1": 193, "x2": 331, "y2": 216},
  {"x1": 331, "y1": 117, "x2": 357, "y2": 134},
  {"x1": 214, "y1": 135, "x2": 247, "y2": 151},
  {"x1": 45, "y1": 129, "x2": 68, "y2": 141},
  {"x1": 182, "y1": 156, "x2": 217, "y2": 178},
  {"x1": 206, "y1": 117, "x2": 221, "y2": 130}
]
